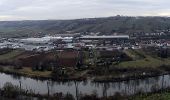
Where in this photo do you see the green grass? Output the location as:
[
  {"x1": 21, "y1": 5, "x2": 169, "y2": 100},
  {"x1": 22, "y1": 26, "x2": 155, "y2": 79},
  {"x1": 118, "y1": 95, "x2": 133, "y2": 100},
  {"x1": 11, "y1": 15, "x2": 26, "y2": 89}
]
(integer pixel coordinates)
[
  {"x1": 2, "y1": 67, "x2": 51, "y2": 78},
  {"x1": 117, "y1": 49, "x2": 170, "y2": 68},
  {"x1": 0, "y1": 50, "x2": 23, "y2": 61},
  {"x1": 118, "y1": 57, "x2": 162, "y2": 68},
  {"x1": 124, "y1": 49, "x2": 145, "y2": 60},
  {"x1": 19, "y1": 67, "x2": 51, "y2": 77},
  {"x1": 131, "y1": 92, "x2": 170, "y2": 100}
]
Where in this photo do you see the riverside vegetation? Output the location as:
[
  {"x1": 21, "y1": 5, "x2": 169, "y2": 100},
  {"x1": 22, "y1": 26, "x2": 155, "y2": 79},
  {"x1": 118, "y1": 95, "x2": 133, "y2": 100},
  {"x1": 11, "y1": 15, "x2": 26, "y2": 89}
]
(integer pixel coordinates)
[
  {"x1": 0, "y1": 47, "x2": 170, "y2": 82},
  {"x1": 0, "y1": 47, "x2": 170, "y2": 99},
  {"x1": 1, "y1": 82, "x2": 170, "y2": 100}
]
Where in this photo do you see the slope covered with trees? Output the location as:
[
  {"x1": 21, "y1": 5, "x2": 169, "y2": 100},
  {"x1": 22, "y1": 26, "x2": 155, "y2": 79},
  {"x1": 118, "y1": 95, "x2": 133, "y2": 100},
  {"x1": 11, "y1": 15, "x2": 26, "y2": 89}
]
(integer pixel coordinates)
[{"x1": 1, "y1": 16, "x2": 170, "y2": 37}]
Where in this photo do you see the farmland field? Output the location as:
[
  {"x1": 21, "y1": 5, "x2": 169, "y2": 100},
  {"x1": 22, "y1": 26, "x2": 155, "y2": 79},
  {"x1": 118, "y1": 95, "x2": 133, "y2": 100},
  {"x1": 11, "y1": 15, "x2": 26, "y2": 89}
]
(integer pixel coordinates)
[
  {"x1": 117, "y1": 49, "x2": 170, "y2": 68},
  {"x1": 0, "y1": 50, "x2": 24, "y2": 61}
]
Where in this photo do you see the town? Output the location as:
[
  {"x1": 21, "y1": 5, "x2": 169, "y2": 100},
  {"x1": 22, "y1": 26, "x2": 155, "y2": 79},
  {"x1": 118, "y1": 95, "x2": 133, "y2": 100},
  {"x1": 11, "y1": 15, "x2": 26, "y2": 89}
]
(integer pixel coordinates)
[
  {"x1": 0, "y1": 30, "x2": 170, "y2": 99},
  {"x1": 2, "y1": 0, "x2": 170, "y2": 99},
  {"x1": 1, "y1": 30, "x2": 170, "y2": 51},
  {"x1": 0, "y1": 31, "x2": 170, "y2": 76}
]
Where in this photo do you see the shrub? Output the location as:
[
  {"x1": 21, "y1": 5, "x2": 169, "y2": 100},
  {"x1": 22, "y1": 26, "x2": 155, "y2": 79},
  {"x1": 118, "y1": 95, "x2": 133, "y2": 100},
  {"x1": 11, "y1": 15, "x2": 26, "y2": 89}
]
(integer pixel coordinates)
[{"x1": 2, "y1": 82, "x2": 20, "y2": 98}]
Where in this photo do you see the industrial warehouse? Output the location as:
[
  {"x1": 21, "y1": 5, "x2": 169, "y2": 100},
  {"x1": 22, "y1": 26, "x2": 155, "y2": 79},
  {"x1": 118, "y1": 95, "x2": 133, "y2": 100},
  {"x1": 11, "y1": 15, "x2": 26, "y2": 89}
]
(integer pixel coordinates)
[
  {"x1": 79, "y1": 35, "x2": 129, "y2": 40},
  {"x1": 0, "y1": 35, "x2": 132, "y2": 51}
]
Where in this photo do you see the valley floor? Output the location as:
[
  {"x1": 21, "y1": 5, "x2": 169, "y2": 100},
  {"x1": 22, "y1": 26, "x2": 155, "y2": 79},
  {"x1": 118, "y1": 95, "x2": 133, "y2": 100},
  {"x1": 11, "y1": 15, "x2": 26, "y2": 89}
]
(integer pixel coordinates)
[{"x1": 0, "y1": 48, "x2": 170, "y2": 82}]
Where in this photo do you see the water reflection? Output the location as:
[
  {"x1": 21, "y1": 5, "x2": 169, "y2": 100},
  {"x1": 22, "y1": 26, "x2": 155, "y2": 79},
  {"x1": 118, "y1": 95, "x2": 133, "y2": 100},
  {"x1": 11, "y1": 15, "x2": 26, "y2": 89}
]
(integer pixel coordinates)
[{"x1": 0, "y1": 73, "x2": 169, "y2": 97}]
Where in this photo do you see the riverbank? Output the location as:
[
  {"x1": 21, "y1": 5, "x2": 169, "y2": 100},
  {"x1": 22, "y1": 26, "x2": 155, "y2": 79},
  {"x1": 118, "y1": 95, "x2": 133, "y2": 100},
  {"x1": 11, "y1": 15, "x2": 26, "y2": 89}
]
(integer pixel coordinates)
[
  {"x1": 2, "y1": 81, "x2": 170, "y2": 100},
  {"x1": 92, "y1": 49, "x2": 170, "y2": 82},
  {"x1": 80, "y1": 88, "x2": 170, "y2": 100},
  {"x1": 129, "y1": 88, "x2": 170, "y2": 100},
  {"x1": 0, "y1": 69, "x2": 170, "y2": 100},
  {"x1": 93, "y1": 72, "x2": 170, "y2": 82},
  {"x1": 1, "y1": 65, "x2": 170, "y2": 82},
  {"x1": 0, "y1": 82, "x2": 75, "y2": 100},
  {"x1": 0, "y1": 49, "x2": 170, "y2": 82},
  {"x1": 0, "y1": 65, "x2": 168, "y2": 82},
  {"x1": 0, "y1": 66, "x2": 87, "y2": 81},
  {"x1": 131, "y1": 92, "x2": 170, "y2": 100}
]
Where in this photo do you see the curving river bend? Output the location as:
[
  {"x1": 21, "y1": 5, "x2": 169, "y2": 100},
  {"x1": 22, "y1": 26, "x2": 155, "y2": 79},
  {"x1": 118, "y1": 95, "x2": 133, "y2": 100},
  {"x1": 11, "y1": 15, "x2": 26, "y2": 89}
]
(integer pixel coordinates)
[{"x1": 0, "y1": 73, "x2": 169, "y2": 97}]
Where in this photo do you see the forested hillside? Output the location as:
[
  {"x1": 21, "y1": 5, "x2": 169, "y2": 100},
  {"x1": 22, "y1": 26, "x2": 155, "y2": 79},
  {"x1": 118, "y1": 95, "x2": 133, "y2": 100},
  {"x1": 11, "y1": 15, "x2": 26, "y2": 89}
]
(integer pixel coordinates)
[{"x1": 1, "y1": 16, "x2": 170, "y2": 38}]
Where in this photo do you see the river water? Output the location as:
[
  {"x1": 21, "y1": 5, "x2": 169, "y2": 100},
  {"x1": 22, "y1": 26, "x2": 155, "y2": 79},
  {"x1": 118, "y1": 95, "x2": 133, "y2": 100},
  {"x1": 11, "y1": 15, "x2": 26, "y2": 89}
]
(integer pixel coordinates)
[{"x1": 0, "y1": 73, "x2": 169, "y2": 97}]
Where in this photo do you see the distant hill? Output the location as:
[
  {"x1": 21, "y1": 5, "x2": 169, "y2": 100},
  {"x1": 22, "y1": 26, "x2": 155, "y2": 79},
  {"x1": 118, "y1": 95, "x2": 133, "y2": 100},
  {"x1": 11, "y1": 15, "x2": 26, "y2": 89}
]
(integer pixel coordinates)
[{"x1": 1, "y1": 16, "x2": 170, "y2": 38}]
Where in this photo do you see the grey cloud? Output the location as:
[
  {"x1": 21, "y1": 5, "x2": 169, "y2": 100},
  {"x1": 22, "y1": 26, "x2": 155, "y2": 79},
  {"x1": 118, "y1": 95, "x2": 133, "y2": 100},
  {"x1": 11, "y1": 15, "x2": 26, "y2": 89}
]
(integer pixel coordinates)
[{"x1": 0, "y1": 0, "x2": 170, "y2": 20}]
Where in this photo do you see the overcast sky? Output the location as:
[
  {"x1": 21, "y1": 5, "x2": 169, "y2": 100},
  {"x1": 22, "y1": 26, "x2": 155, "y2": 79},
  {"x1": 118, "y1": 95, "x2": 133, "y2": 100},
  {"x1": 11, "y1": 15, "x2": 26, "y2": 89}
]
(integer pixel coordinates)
[{"x1": 0, "y1": 0, "x2": 170, "y2": 21}]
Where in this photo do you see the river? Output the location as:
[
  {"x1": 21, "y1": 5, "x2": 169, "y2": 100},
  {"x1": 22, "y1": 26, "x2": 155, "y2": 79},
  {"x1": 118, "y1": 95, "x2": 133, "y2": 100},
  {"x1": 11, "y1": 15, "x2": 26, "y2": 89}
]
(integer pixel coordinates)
[{"x1": 0, "y1": 73, "x2": 169, "y2": 97}]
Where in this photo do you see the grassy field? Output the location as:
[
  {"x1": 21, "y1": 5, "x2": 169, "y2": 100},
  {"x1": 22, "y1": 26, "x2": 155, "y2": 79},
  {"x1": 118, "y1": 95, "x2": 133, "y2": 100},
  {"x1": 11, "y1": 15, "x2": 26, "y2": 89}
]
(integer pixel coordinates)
[
  {"x1": 2, "y1": 66, "x2": 52, "y2": 78},
  {"x1": 117, "y1": 49, "x2": 170, "y2": 68},
  {"x1": 130, "y1": 92, "x2": 170, "y2": 100},
  {"x1": 0, "y1": 49, "x2": 170, "y2": 81},
  {"x1": 124, "y1": 49, "x2": 145, "y2": 60},
  {"x1": 19, "y1": 67, "x2": 51, "y2": 77},
  {"x1": 0, "y1": 50, "x2": 24, "y2": 61}
]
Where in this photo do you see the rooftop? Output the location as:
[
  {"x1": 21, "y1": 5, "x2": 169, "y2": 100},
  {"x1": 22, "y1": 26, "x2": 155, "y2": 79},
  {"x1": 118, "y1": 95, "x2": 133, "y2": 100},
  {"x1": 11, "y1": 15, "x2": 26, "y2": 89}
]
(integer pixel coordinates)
[{"x1": 80, "y1": 35, "x2": 129, "y2": 39}]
